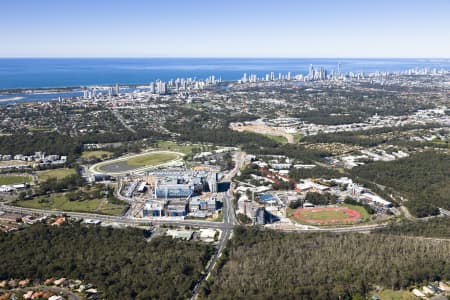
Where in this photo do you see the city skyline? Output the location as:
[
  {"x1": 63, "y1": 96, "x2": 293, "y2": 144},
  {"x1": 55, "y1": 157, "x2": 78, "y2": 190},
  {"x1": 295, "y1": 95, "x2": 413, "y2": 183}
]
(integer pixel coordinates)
[{"x1": 1, "y1": 0, "x2": 449, "y2": 58}]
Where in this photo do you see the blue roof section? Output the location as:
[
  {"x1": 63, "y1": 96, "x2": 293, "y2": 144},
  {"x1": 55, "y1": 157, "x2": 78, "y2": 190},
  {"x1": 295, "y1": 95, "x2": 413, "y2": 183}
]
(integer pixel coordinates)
[{"x1": 259, "y1": 194, "x2": 276, "y2": 202}]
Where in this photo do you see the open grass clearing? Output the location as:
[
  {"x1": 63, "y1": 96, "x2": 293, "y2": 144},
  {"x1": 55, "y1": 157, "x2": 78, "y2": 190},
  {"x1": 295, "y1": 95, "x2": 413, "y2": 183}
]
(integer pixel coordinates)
[
  {"x1": 264, "y1": 134, "x2": 288, "y2": 144},
  {"x1": 0, "y1": 175, "x2": 32, "y2": 185},
  {"x1": 81, "y1": 150, "x2": 114, "y2": 160},
  {"x1": 155, "y1": 140, "x2": 202, "y2": 155},
  {"x1": 37, "y1": 168, "x2": 76, "y2": 181},
  {"x1": 15, "y1": 193, "x2": 126, "y2": 215},
  {"x1": 372, "y1": 289, "x2": 417, "y2": 300}
]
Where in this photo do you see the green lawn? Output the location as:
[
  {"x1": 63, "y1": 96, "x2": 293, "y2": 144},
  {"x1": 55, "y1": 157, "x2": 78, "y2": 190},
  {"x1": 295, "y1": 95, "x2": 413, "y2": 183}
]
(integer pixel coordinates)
[
  {"x1": 15, "y1": 193, "x2": 126, "y2": 215},
  {"x1": 0, "y1": 175, "x2": 32, "y2": 185},
  {"x1": 81, "y1": 150, "x2": 113, "y2": 160},
  {"x1": 37, "y1": 168, "x2": 76, "y2": 181},
  {"x1": 372, "y1": 289, "x2": 417, "y2": 300},
  {"x1": 97, "y1": 202, "x2": 127, "y2": 215},
  {"x1": 127, "y1": 152, "x2": 179, "y2": 166},
  {"x1": 265, "y1": 134, "x2": 288, "y2": 144}
]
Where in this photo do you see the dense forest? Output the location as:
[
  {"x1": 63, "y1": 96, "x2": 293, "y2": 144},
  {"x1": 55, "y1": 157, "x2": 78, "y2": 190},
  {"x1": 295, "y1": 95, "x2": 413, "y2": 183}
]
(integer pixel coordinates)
[
  {"x1": 202, "y1": 227, "x2": 450, "y2": 300},
  {"x1": 352, "y1": 151, "x2": 450, "y2": 217},
  {"x1": 376, "y1": 218, "x2": 450, "y2": 238},
  {"x1": 0, "y1": 224, "x2": 213, "y2": 300}
]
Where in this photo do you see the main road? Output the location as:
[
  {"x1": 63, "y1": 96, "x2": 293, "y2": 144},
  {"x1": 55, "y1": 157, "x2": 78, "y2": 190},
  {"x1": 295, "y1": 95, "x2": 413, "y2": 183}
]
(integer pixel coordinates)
[
  {"x1": 190, "y1": 151, "x2": 245, "y2": 299},
  {"x1": 0, "y1": 203, "x2": 224, "y2": 229}
]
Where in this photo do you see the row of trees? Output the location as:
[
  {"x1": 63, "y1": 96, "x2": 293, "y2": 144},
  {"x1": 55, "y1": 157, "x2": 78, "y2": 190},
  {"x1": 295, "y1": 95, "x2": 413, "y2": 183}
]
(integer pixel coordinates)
[
  {"x1": 305, "y1": 192, "x2": 338, "y2": 205},
  {"x1": 343, "y1": 197, "x2": 375, "y2": 214},
  {"x1": 202, "y1": 227, "x2": 450, "y2": 299},
  {"x1": 0, "y1": 224, "x2": 214, "y2": 300}
]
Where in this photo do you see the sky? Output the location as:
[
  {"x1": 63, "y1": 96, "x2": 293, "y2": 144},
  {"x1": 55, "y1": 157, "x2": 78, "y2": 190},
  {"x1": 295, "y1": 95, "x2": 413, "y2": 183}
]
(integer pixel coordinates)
[{"x1": 0, "y1": 0, "x2": 449, "y2": 58}]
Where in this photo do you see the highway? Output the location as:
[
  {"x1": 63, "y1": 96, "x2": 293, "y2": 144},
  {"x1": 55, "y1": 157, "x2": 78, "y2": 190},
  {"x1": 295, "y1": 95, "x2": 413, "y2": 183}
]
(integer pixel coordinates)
[
  {"x1": 0, "y1": 203, "x2": 224, "y2": 229},
  {"x1": 190, "y1": 151, "x2": 245, "y2": 299}
]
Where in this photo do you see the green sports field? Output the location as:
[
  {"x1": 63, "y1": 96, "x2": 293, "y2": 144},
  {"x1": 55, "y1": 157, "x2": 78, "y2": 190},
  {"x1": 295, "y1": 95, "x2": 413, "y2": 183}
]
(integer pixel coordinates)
[{"x1": 292, "y1": 206, "x2": 363, "y2": 225}]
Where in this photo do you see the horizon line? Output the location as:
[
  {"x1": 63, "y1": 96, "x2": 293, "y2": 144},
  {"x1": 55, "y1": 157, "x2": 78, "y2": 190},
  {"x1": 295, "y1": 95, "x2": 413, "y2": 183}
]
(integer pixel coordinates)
[{"x1": 0, "y1": 56, "x2": 449, "y2": 60}]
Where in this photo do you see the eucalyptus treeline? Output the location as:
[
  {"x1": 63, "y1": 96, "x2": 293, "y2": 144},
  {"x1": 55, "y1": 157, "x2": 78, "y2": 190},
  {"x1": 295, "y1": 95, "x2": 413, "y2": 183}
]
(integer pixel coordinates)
[
  {"x1": 351, "y1": 151, "x2": 450, "y2": 217},
  {"x1": 0, "y1": 224, "x2": 214, "y2": 300},
  {"x1": 202, "y1": 227, "x2": 450, "y2": 300},
  {"x1": 376, "y1": 218, "x2": 450, "y2": 238}
]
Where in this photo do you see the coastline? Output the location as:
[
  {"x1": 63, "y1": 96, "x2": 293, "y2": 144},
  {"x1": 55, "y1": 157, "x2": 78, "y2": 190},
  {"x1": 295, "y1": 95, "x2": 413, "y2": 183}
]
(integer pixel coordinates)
[
  {"x1": 1, "y1": 58, "x2": 450, "y2": 91},
  {"x1": 0, "y1": 96, "x2": 25, "y2": 102}
]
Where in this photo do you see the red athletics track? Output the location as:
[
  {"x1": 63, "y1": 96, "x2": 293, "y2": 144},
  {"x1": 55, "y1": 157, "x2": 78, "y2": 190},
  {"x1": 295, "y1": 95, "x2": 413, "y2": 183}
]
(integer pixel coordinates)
[{"x1": 293, "y1": 207, "x2": 362, "y2": 225}]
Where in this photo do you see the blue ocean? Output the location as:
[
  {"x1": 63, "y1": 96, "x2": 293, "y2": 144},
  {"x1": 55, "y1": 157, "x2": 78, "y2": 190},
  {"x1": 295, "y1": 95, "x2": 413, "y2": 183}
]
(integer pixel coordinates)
[{"x1": 0, "y1": 58, "x2": 449, "y2": 104}]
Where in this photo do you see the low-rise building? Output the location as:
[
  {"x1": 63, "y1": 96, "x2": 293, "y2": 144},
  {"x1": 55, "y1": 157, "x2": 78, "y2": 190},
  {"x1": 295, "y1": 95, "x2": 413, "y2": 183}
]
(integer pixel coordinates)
[{"x1": 166, "y1": 229, "x2": 193, "y2": 240}]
